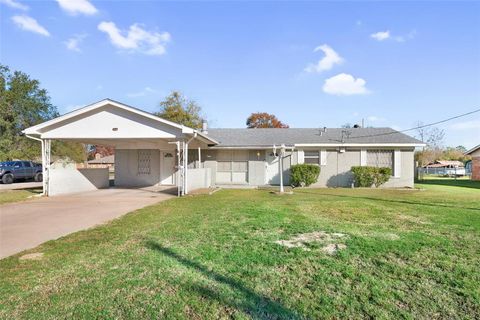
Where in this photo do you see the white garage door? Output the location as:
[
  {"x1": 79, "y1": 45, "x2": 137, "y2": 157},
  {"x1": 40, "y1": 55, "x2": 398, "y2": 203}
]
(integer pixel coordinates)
[{"x1": 216, "y1": 150, "x2": 248, "y2": 184}]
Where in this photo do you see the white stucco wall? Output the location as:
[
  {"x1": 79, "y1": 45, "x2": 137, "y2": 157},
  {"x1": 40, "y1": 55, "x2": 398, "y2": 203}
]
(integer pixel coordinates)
[
  {"x1": 41, "y1": 105, "x2": 181, "y2": 139},
  {"x1": 293, "y1": 148, "x2": 415, "y2": 188},
  {"x1": 49, "y1": 162, "x2": 109, "y2": 196},
  {"x1": 187, "y1": 168, "x2": 212, "y2": 191},
  {"x1": 115, "y1": 149, "x2": 161, "y2": 187}
]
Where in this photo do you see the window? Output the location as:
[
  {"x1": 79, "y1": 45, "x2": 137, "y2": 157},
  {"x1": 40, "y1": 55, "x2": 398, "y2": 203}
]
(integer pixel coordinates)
[
  {"x1": 304, "y1": 151, "x2": 319, "y2": 165},
  {"x1": 137, "y1": 150, "x2": 151, "y2": 175},
  {"x1": 217, "y1": 161, "x2": 232, "y2": 172},
  {"x1": 22, "y1": 161, "x2": 31, "y2": 167},
  {"x1": 367, "y1": 150, "x2": 393, "y2": 171},
  {"x1": 216, "y1": 150, "x2": 249, "y2": 184}
]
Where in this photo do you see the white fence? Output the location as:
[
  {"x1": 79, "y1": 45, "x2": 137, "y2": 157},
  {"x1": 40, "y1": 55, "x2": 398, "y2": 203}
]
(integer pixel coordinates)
[{"x1": 417, "y1": 167, "x2": 471, "y2": 180}]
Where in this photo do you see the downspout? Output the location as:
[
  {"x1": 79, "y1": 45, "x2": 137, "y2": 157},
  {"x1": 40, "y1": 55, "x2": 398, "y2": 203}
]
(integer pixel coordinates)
[{"x1": 25, "y1": 134, "x2": 46, "y2": 196}]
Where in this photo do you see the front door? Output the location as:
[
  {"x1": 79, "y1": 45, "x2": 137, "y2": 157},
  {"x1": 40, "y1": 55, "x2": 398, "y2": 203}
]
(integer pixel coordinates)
[
  {"x1": 265, "y1": 151, "x2": 279, "y2": 185},
  {"x1": 160, "y1": 151, "x2": 175, "y2": 185}
]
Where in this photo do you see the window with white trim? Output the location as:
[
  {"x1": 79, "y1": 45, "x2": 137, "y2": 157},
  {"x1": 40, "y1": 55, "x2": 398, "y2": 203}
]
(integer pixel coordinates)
[
  {"x1": 304, "y1": 151, "x2": 319, "y2": 165},
  {"x1": 367, "y1": 150, "x2": 393, "y2": 171},
  {"x1": 138, "y1": 150, "x2": 151, "y2": 175}
]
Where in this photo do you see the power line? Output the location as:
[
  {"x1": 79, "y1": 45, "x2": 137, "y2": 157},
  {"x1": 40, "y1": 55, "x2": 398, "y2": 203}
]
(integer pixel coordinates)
[{"x1": 348, "y1": 107, "x2": 480, "y2": 140}]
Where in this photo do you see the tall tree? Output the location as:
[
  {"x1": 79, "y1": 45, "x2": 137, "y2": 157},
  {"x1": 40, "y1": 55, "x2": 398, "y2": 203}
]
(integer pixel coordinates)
[
  {"x1": 246, "y1": 112, "x2": 289, "y2": 128},
  {"x1": 155, "y1": 91, "x2": 204, "y2": 129},
  {"x1": 88, "y1": 145, "x2": 115, "y2": 160},
  {"x1": 0, "y1": 65, "x2": 85, "y2": 162}
]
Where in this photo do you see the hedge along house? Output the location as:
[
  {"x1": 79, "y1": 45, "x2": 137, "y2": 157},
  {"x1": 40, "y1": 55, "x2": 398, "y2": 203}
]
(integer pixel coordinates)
[{"x1": 23, "y1": 99, "x2": 424, "y2": 196}]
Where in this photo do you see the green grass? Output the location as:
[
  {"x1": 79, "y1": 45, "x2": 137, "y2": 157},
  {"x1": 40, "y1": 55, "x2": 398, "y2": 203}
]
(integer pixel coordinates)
[
  {"x1": 1, "y1": 184, "x2": 479, "y2": 319},
  {"x1": 0, "y1": 188, "x2": 42, "y2": 205},
  {"x1": 417, "y1": 177, "x2": 480, "y2": 189}
]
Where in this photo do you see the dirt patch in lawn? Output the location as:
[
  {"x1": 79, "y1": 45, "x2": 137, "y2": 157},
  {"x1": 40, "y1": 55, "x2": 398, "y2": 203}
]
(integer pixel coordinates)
[
  {"x1": 396, "y1": 214, "x2": 431, "y2": 225},
  {"x1": 275, "y1": 231, "x2": 348, "y2": 254},
  {"x1": 19, "y1": 252, "x2": 44, "y2": 261}
]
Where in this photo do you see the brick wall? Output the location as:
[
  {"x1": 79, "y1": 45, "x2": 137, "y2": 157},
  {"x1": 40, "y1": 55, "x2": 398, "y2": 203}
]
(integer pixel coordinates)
[{"x1": 473, "y1": 157, "x2": 480, "y2": 181}]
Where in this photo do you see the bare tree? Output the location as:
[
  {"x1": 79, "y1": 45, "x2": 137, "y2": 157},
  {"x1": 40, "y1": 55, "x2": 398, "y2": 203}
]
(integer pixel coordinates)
[{"x1": 414, "y1": 121, "x2": 445, "y2": 149}]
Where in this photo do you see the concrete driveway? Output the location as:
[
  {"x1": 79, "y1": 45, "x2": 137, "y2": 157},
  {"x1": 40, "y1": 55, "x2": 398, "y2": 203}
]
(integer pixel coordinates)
[
  {"x1": 0, "y1": 181, "x2": 43, "y2": 191},
  {"x1": 0, "y1": 187, "x2": 175, "y2": 259}
]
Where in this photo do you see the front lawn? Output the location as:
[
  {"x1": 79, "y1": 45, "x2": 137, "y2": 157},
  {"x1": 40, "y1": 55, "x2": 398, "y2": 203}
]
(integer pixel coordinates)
[
  {"x1": 416, "y1": 176, "x2": 480, "y2": 189},
  {"x1": 0, "y1": 184, "x2": 479, "y2": 319},
  {"x1": 0, "y1": 188, "x2": 42, "y2": 205}
]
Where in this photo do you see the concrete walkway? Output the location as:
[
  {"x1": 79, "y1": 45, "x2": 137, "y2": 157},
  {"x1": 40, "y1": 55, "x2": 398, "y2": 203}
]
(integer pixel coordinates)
[{"x1": 0, "y1": 188, "x2": 175, "y2": 259}]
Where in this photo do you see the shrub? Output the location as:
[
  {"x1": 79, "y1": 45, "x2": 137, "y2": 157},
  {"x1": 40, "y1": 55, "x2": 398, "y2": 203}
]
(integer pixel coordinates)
[
  {"x1": 290, "y1": 164, "x2": 320, "y2": 187},
  {"x1": 351, "y1": 166, "x2": 392, "y2": 188},
  {"x1": 375, "y1": 167, "x2": 392, "y2": 187},
  {"x1": 351, "y1": 166, "x2": 375, "y2": 187}
]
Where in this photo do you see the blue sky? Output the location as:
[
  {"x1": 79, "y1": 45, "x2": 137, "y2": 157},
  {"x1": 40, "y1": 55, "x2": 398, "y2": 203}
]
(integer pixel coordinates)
[{"x1": 1, "y1": 0, "x2": 479, "y2": 148}]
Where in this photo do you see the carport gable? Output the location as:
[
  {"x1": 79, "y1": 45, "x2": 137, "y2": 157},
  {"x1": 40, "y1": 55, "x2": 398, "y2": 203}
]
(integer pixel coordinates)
[{"x1": 23, "y1": 99, "x2": 189, "y2": 140}]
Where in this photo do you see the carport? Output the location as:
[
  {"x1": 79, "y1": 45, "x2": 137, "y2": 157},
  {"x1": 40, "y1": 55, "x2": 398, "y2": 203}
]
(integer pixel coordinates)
[{"x1": 22, "y1": 99, "x2": 217, "y2": 197}]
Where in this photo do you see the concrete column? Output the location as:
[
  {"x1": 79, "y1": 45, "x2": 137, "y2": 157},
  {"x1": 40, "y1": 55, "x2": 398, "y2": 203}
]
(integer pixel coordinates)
[
  {"x1": 43, "y1": 139, "x2": 51, "y2": 196},
  {"x1": 279, "y1": 144, "x2": 285, "y2": 193},
  {"x1": 198, "y1": 147, "x2": 202, "y2": 169},
  {"x1": 184, "y1": 142, "x2": 189, "y2": 195}
]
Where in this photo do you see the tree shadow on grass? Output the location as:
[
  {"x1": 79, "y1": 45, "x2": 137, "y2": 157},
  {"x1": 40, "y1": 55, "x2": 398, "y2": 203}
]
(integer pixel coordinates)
[
  {"x1": 146, "y1": 241, "x2": 302, "y2": 320},
  {"x1": 295, "y1": 190, "x2": 480, "y2": 211}
]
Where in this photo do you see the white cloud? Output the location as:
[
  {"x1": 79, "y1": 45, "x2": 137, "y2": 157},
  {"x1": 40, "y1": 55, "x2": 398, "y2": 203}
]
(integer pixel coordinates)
[
  {"x1": 367, "y1": 116, "x2": 385, "y2": 122},
  {"x1": 450, "y1": 120, "x2": 480, "y2": 130},
  {"x1": 98, "y1": 21, "x2": 171, "y2": 56},
  {"x1": 65, "y1": 34, "x2": 87, "y2": 52},
  {"x1": 56, "y1": 0, "x2": 97, "y2": 15},
  {"x1": 11, "y1": 15, "x2": 50, "y2": 36},
  {"x1": 323, "y1": 73, "x2": 370, "y2": 96},
  {"x1": 370, "y1": 31, "x2": 390, "y2": 41},
  {"x1": 127, "y1": 87, "x2": 157, "y2": 97},
  {"x1": 371, "y1": 30, "x2": 416, "y2": 42},
  {"x1": 395, "y1": 30, "x2": 417, "y2": 42},
  {"x1": 304, "y1": 44, "x2": 343, "y2": 73},
  {"x1": 0, "y1": 0, "x2": 28, "y2": 10}
]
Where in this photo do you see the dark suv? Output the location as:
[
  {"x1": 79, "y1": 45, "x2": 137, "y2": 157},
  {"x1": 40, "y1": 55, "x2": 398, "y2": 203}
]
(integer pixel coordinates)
[{"x1": 0, "y1": 161, "x2": 43, "y2": 184}]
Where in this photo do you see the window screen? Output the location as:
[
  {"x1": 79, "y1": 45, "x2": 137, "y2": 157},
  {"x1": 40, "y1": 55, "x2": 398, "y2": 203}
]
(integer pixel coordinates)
[
  {"x1": 304, "y1": 151, "x2": 319, "y2": 165},
  {"x1": 367, "y1": 150, "x2": 393, "y2": 171},
  {"x1": 138, "y1": 150, "x2": 151, "y2": 175}
]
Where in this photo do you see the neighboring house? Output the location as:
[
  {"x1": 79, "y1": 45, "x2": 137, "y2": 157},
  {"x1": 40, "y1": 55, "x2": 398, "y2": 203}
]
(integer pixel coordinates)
[
  {"x1": 87, "y1": 154, "x2": 115, "y2": 170},
  {"x1": 23, "y1": 99, "x2": 424, "y2": 196},
  {"x1": 423, "y1": 160, "x2": 466, "y2": 176},
  {"x1": 465, "y1": 145, "x2": 480, "y2": 180},
  {"x1": 465, "y1": 160, "x2": 472, "y2": 176},
  {"x1": 424, "y1": 160, "x2": 464, "y2": 168}
]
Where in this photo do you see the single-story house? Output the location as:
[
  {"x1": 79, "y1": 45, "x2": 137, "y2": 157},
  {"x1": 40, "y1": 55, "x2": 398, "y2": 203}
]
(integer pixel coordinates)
[
  {"x1": 424, "y1": 160, "x2": 464, "y2": 168},
  {"x1": 465, "y1": 145, "x2": 480, "y2": 180},
  {"x1": 23, "y1": 99, "x2": 424, "y2": 196},
  {"x1": 423, "y1": 160, "x2": 466, "y2": 176}
]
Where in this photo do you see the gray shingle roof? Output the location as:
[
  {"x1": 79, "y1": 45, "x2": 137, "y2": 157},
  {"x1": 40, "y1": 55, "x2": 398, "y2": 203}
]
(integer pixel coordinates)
[{"x1": 206, "y1": 128, "x2": 423, "y2": 147}]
